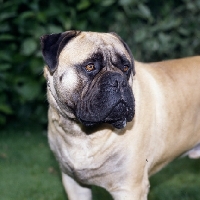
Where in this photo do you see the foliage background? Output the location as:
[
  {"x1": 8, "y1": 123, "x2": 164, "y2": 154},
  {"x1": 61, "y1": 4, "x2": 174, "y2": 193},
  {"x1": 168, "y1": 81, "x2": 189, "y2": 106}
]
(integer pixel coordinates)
[
  {"x1": 0, "y1": 0, "x2": 200, "y2": 127},
  {"x1": 1, "y1": 1, "x2": 200, "y2": 200}
]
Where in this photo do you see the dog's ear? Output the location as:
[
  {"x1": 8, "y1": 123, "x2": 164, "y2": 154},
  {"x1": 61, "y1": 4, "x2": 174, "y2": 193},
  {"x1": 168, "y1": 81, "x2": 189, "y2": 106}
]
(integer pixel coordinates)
[
  {"x1": 110, "y1": 32, "x2": 135, "y2": 76},
  {"x1": 40, "y1": 30, "x2": 81, "y2": 73}
]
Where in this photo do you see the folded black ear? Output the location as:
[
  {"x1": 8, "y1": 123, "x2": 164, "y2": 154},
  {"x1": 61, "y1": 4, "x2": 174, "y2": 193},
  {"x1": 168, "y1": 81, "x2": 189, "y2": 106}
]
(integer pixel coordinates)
[
  {"x1": 109, "y1": 32, "x2": 135, "y2": 76},
  {"x1": 40, "y1": 30, "x2": 81, "y2": 73}
]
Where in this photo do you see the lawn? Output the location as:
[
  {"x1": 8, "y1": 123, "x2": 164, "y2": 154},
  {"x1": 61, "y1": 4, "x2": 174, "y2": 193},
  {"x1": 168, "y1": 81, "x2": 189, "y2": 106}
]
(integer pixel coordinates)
[{"x1": 1, "y1": 126, "x2": 200, "y2": 200}]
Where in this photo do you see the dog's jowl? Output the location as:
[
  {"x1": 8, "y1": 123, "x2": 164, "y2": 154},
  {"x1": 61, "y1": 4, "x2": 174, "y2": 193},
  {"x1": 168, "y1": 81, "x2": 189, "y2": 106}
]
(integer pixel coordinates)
[{"x1": 41, "y1": 31, "x2": 200, "y2": 200}]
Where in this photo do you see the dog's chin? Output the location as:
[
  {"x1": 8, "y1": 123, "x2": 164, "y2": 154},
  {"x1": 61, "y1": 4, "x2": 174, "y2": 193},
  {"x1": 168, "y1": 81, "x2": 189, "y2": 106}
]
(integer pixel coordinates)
[{"x1": 79, "y1": 118, "x2": 127, "y2": 129}]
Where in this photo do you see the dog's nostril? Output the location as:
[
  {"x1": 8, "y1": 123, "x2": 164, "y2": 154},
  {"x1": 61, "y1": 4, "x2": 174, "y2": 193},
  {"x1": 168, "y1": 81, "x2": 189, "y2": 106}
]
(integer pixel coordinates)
[
  {"x1": 122, "y1": 80, "x2": 127, "y2": 87},
  {"x1": 112, "y1": 80, "x2": 119, "y2": 87}
]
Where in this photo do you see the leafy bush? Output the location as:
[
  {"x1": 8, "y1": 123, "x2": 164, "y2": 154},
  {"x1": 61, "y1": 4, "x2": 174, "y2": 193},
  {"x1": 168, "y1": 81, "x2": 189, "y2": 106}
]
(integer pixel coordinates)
[{"x1": 0, "y1": 0, "x2": 200, "y2": 127}]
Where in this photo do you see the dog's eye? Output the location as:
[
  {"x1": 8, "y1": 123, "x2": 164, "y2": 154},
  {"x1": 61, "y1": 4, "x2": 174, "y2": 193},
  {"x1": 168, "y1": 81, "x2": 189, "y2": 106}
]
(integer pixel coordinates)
[
  {"x1": 123, "y1": 65, "x2": 129, "y2": 72},
  {"x1": 85, "y1": 63, "x2": 95, "y2": 72}
]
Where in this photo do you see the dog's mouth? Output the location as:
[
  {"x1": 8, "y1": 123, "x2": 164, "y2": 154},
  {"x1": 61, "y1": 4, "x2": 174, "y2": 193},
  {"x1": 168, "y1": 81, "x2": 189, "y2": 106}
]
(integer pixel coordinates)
[
  {"x1": 77, "y1": 101, "x2": 134, "y2": 129},
  {"x1": 106, "y1": 101, "x2": 134, "y2": 128},
  {"x1": 105, "y1": 101, "x2": 134, "y2": 128}
]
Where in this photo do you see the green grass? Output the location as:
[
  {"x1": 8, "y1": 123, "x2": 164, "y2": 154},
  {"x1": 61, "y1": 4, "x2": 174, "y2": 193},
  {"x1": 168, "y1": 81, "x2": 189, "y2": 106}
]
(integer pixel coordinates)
[
  {"x1": 1, "y1": 126, "x2": 200, "y2": 200},
  {"x1": 149, "y1": 157, "x2": 200, "y2": 200}
]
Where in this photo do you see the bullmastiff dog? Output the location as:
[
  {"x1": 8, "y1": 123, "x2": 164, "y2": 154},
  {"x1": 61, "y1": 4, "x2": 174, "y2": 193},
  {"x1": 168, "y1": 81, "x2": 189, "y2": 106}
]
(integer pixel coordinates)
[{"x1": 40, "y1": 30, "x2": 200, "y2": 200}]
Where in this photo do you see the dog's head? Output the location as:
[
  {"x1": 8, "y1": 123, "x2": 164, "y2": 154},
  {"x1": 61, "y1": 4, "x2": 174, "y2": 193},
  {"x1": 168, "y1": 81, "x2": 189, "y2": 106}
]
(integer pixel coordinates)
[{"x1": 41, "y1": 31, "x2": 135, "y2": 129}]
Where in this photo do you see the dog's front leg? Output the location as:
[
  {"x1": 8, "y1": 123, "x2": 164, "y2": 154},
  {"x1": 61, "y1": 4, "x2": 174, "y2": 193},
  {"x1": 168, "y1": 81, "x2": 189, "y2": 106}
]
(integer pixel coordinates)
[
  {"x1": 62, "y1": 172, "x2": 92, "y2": 200},
  {"x1": 109, "y1": 173, "x2": 149, "y2": 200}
]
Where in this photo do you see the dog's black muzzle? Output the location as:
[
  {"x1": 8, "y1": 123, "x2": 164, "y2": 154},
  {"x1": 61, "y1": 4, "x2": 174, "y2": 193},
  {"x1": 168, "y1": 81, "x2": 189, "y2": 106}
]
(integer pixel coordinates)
[{"x1": 76, "y1": 71, "x2": 135, "y2": 129}]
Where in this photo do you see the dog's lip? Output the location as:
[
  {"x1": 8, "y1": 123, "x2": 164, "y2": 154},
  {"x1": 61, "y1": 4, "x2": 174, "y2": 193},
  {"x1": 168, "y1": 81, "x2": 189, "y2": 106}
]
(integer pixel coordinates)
[{"x1": 77, "y1": 100, "x2": 131, "y2": 129}]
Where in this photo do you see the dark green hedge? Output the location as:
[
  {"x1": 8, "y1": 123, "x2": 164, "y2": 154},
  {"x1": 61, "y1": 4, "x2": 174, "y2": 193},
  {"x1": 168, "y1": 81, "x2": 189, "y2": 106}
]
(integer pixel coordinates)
[{"x1": 1, "y1": 0, "x2": 200, "y2": 127}]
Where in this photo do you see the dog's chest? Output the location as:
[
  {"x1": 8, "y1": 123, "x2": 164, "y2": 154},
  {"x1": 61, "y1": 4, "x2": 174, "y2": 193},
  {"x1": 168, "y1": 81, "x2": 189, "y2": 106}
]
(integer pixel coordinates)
[
  {"x1": 60, "y1": 138, "x2": 95, "y2": 171},
  {"x1": 49, "y1": 129, "x2": 125, "y2": 186}
]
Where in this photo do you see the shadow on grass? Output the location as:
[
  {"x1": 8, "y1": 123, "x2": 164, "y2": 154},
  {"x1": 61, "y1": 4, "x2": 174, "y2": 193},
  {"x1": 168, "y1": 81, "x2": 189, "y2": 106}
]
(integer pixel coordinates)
[{"x1": 0, "y1": 126, "x2": 200, "y2": 200}]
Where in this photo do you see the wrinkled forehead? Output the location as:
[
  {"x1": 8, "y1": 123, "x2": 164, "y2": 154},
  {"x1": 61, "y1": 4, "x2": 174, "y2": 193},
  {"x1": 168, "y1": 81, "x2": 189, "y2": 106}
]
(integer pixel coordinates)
[{"x1": 58, "y1": 32, "x2": 131, "y2": 66}]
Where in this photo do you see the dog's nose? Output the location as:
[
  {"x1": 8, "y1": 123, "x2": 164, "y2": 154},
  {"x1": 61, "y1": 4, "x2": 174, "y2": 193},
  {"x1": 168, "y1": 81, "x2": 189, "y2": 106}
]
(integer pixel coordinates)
[
  {"x1": 111, "y1": 79, "x2": 127, "y2": 88},
  {"x1": 101, "y1": 72, "x2": 127, "y2": 88}
]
